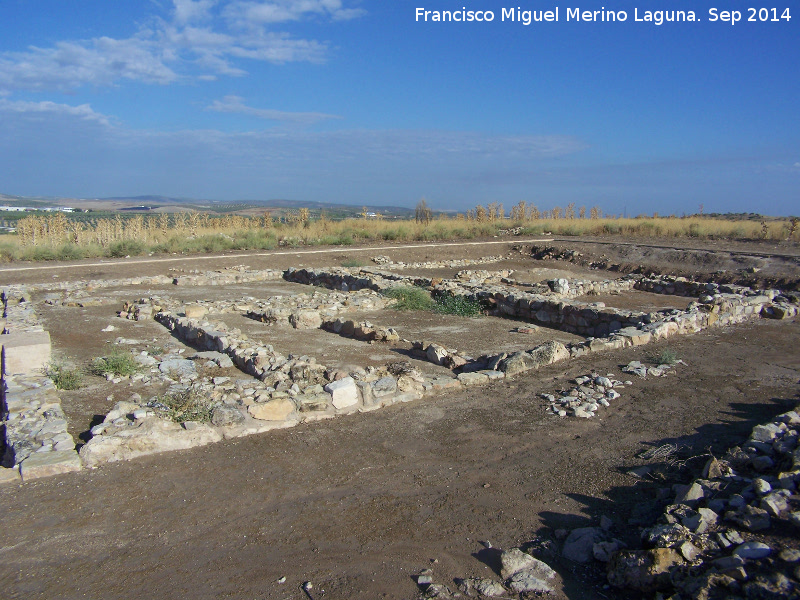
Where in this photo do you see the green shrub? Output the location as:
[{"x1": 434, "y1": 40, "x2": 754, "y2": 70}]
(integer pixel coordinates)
[
  {"x1": 20, "y1": 245, "x2": 58, "y2": 261},
  {"x1": 46, "y1": 363, "x2": 82, "y2": 390},
  {"x1": 434, "y1": 294, "x2": 483, "y2": 317},
  {"x1": 383, "y1": 286, "x2": 435, "y2": 311},
  {"x1": 56, "y1": 243, "x2": 85, "y2": 261},
  {"x1": 231, "y1": 231, "x2": 278, "y2": 250},
  {"x1": 199, "y1": 234, "x2": 234, "y2": 253},
  {"x1": 91, "y1": 349, "x2": 141, "y2": 376},
  {"x1": 556, "y1": 224, "x2": 582, "y2": 236},
  {"x1": 649, "y1": 348, "x2": 679, "y2": 365},
  {"x1": 381, "y1": 226, "x2": 409, "y2": 241},
  {"x1": 519, "y1": 225, "x2": 545, "y2": 236},
  {"x1": 340, "y1": 259, "x2": 367, "y2": 268},
  {"x1": 108, "y1": 239, "x2": 147, "y2": 258},
  {"x1": 148, "y1": 389, "x2": 215, "y2": 424},
  {"x1": 0, "y1": 241, "x2": 17, "y2": 262}
]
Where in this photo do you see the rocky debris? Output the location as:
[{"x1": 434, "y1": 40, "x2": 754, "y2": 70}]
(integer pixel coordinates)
[
  {"x1": 601, "y1": 403, "x2": 800, "y2": 598},
  {"x1": 416, "y1": 547, "x2": 558, "y2": 599},
  {"x1": 428, "y1": 547, "x2": 557, "y2": 599},
  {"x1": 542, "y1": 371, "x2": 635, "y2": 418}
]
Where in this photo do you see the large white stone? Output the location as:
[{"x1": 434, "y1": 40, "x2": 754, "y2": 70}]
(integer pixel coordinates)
[
  {"x1": 324, "y1": 377, "x2": 360, "y2": 409},
  {"x1": 1, "y1": 331, "x2": 51, "y2": 375}
]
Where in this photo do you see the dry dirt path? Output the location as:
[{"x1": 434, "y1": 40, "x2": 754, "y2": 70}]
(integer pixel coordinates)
[
  {"x1": 0, "y1": 238, "x2": 551, "y2": 279},
  {"x1": 1, "y1": 319, "x2": 798, "y2": 600},
  {"x1": 2, "y1": 235, "x2": 798, "y2": 287}
]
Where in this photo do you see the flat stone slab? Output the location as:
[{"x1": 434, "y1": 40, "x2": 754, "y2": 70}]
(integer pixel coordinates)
[
  {"x1": 20, "y1": 450, "x2": 82, "y2": 481},
  {"x1": 457, "y1": 372, "x2": 489, "y2": 386},
  {"x1": 1, "y1": 331, "x2": 52, "y2": 375},
  {"x1": 248, "y1": 398, "x2": 295, "y2": 421},
  {"x1": 79, "y1": 418, "x2": 222, "y2": 468},
  {"x1": 0, "y1": 466, "x2": 22, "y2": 485}
]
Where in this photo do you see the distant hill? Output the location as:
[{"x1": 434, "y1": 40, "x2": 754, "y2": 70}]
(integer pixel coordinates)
[{"x1": 0, "y1": 192, "x2": 416, "y2": 218}]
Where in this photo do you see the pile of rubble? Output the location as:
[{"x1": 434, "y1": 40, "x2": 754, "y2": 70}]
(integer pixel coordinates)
[
  {"x1": 542, "y1": 360, "x2": 680, "y2": 418},
  {"x1": 411, "y1": 405, "x2": 800, "y2": 599},
  {"x1": 604, "y1": 407, "x2": 800, "y2": 598}
]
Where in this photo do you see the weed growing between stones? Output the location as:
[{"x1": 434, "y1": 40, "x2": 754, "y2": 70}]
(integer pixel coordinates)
[
  {"x1": 45, "y1": 363, "x2": 82, "y2": 390},
  {"x1": 649, "y1": 347, "x2": 680, "y2": 365},
  {"x1": 91, "y1": 349, "x2": 141, "y2": 377},
  {"x1": 340, "y1": 259, "x2": 368, "y2": 268},
  {"x1": 148, "y1": 390, "x2": 215, "y2": 424},
  {"x1": 383, "y1": 286, "x2": 435, "y2": 311},
  {"x1": 434, "y1": 294, "x2": 483, "y2": 317}
]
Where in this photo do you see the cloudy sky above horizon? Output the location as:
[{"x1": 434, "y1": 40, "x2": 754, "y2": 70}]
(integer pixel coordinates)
[{"x1": 0, "y1": 1, "x2": 797, "y2": 215}]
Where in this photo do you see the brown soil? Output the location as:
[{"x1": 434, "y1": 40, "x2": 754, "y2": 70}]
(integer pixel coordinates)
[{"x1": 1, "y1": 236, "x2": 799, "y2": 600}]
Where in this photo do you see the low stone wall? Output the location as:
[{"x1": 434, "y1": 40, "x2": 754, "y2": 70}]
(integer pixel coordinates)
[
  {"x1": 24, "y1": 274, "x2": 174, "y2": 293},
  {"x1": 172, "y1": 267, "x2": 284, "y2": 287},
  {"x1": 21, "y1": 265, "x2": 286, "y2": 295},
  {"x1": 284, "y1": 266, "x2": 433, "y2": 292},
  {"x1": 153, "y1": 311, "x2": 431, "y2": 411},
  {"x1": 5, "y1": 262, "x2": 799, "y2": 474},
  {"x1": 371, "y1": 254, "x2": 507, "y2": 270},
  {"x1": 1, "y1": 286, "x2": 81, "y2": 483}
]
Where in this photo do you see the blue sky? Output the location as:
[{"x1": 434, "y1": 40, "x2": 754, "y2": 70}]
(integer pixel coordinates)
[{"x1": 0, "y1": 1, "x2": 797, "y2": 215}]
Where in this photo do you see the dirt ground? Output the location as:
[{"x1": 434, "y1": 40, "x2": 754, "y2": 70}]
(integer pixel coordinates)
[{"x1": 1, "y1": 236, "x2": 799, "y2": 600}]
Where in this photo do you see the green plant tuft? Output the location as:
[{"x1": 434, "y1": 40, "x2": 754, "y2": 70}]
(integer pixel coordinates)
[
  {"x1": 46, "y1": 363, "x2": 83, "y2": 390},
  {"x1": 148, "y1": 389, "x2": 216, "y2": 424},
  {"x1": 434, "y1": 294, "x2": 483, "y2": 317},
  {"x1": 649, "y1": 348, "x2": 679, "y2": 366},
  {"x1": 383, "y1": 286, "x2": 435, "y2": 311},
  {"x1": 340, "y1": 259, "x2": 367, "y2": 268},
  {"x1": 91, "y1": 349, "x2": 141, "y2": 377}
]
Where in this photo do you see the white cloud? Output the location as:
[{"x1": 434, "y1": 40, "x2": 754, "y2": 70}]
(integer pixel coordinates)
[
  {"x1": 0, "y1": 0, "x2": 364, "y2": 92},
  {"x1": 223, "y1": 0, "x2": 366, "y2": 25},
  {"x1": 173, "y1": 0, "x2": 218, "y2": 24},
  {"x1": 208, "y1": 95, "x2": 341, "y2": 123},
  {"x1": 0, "y1": 98, "x2": 113, "y2": 126},
  {"x1": 0, "y1": 36, "x2": 177, "y2": 92}
]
